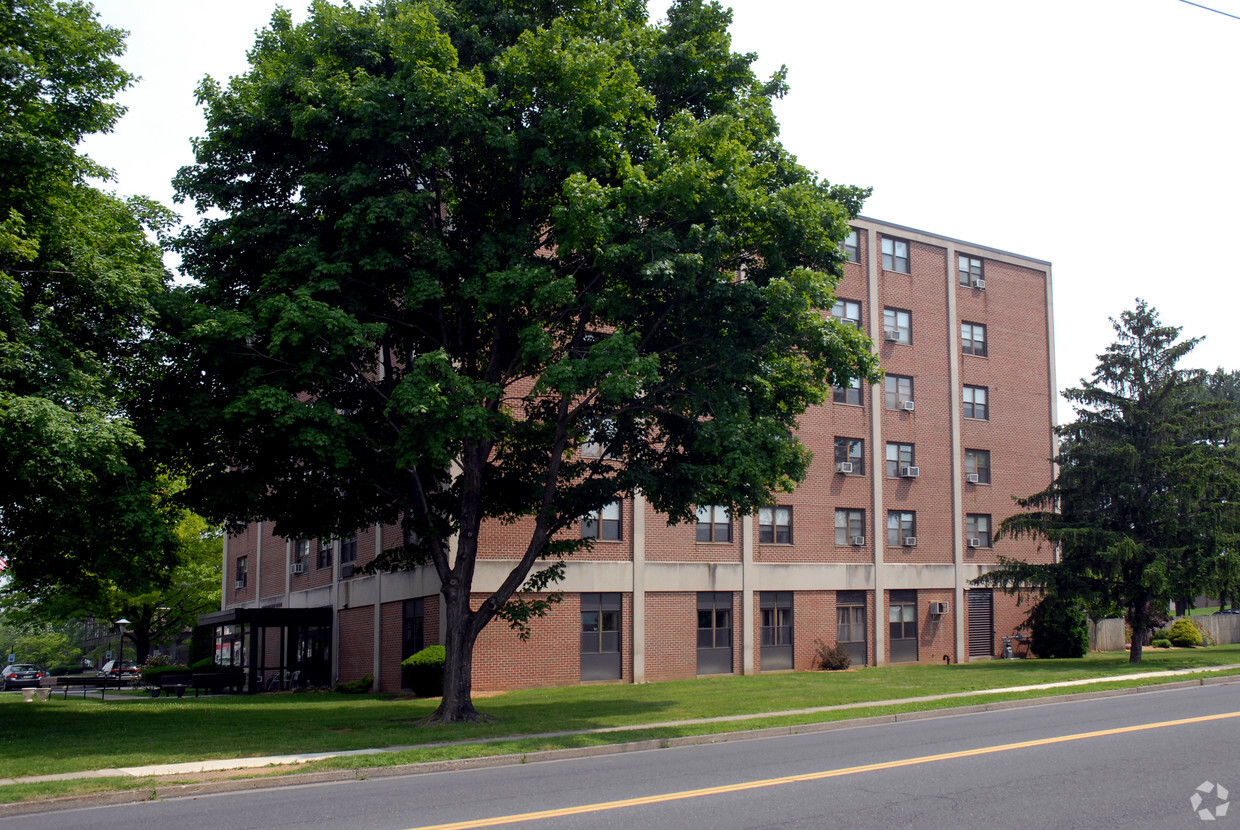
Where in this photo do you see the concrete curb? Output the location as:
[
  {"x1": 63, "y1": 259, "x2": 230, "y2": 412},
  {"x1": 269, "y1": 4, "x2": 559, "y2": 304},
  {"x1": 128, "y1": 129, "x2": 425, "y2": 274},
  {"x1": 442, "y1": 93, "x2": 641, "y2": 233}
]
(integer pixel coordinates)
[{"x1": 3, "y1": 669, "x2": 1237, "y2": 816}]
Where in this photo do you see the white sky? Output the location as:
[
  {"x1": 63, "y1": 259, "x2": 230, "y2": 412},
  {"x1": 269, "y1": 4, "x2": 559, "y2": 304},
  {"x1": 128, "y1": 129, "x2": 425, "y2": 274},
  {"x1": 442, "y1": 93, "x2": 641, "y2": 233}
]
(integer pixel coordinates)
[{"x1": 80, "y1": 0, "x2": 1240, "y2": 424}]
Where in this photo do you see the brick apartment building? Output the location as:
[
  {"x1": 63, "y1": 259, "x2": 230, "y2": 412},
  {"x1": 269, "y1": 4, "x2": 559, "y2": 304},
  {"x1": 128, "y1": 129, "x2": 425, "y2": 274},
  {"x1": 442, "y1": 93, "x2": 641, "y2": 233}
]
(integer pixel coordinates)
[{"x1": 208, "y1": 216, "x2": 1057, "y2": 693}]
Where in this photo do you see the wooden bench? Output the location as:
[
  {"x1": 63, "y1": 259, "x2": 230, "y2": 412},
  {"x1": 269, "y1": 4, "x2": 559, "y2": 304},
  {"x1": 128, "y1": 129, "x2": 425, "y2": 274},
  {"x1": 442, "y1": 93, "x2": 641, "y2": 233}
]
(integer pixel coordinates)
[
  {"x1": 56, "y1": 676, "x2": 129, "y2": 699},
  {"x1": 190, "y1": 671, "x2": 246, "y2": 696}
]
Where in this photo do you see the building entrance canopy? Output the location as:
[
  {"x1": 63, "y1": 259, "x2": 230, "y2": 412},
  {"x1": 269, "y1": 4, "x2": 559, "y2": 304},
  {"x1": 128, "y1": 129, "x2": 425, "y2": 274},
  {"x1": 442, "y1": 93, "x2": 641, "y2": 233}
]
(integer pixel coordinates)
[{"x1": 198, "y1": 607, "x2": 332, "y2": 693}]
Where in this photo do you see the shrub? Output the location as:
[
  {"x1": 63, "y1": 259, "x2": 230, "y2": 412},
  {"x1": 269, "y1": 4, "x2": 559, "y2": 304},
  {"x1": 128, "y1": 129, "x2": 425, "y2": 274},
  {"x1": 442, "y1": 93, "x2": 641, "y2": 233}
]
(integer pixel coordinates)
[
  {"x1": 142, "y1": 662, "x2": 190, "y2": 685},
  {"x1": 190, "y1": 656, "x2": 215, "y2": 671},
  {"x1": 1028, "y1": 593, "x2": 1089, "y2": 658},
  {"x1": 189, "y1": 625, "x2": 213, "y2": 666},
  {"x1": 813, "y1": 639, "x2": 851, "y2": 671},
  {"x1": 1193, "y1": 619, "x2": 1217, "y2": 646},
  {"x1": 1167, "y1": 618, "x2": 1203, "y2": 648},
  {"x1": 335, "y1": 673, "x2": 374, "y2": 694},
  {"x1": 402, "y1": 645, "x2": 447, "y2": 696},
  {"x1": 1151, "y1": 638, "x2": 1172, "y2": 649},
  {"x1": 48, "y1": 663, "x2": 80, "y2": 676}
]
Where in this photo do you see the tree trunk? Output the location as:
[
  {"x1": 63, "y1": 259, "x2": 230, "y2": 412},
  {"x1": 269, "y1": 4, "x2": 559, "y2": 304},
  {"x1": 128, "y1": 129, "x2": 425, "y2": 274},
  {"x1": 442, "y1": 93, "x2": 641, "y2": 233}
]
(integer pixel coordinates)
[{"x1": 424, "y1": 587, "x2": 489, "y2": 724}]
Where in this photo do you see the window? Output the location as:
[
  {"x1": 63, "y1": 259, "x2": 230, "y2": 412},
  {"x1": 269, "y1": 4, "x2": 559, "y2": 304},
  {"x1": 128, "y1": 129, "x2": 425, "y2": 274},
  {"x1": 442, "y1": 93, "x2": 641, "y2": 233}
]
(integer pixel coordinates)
[
  {"x1": 965, "y1": 449, "x2": 991, "y2": 484},
  {"x1": 316, "y1": 539, "x2": 332, "y2": 569},
  {"x1": 887, "y1": 511, "x2": 916, "y2": 547},
  {"x1": 758, "y1": 506, "x2": 793, "y2": 544},
  {"x1": 340, "y1": 535, "x2": 358, "y2": 565},
  {"x1": 885, "y1": 442, "x2": 915, "y2": 478},
  {"x1": 760, "y1": 592, "x2": 793, "y2": 646},
  {"x1": 761, "y1": 592, "x2": 794, "y2": 670},
  {"x1": 963, "y1": 385, "x2": 989, "y2": 420},
  {"x1": 883, "y1": 307, "x2": 911, "y2": 345},
  {"x1": 958, "y1": 254, "x2": 983, "y2": 286},
  {"x1": 581, "y1": 593, "x2": 622, "y2": 681},
  {"x1": 882, "y1": 237, "x2": 910, "y2": 273},
  {"x1": 833, "y1": 376, "x2": 863, "y2": 406},
  {"x1": 581, "y1": 418, "x2": 615, "y2": 459},
  {"x1": 696, "y1": 505, "x2": 732, "y2": 542},
  {"x1": 837, "y1": 591, "x2": 867, "y2": 666},
  {"x1": 835, "y1": 509, "x2": 865, "y2": 546},
  {"x1": 696, "y1": 592, "x2": 733, "y2": 675},
  {"x1": 832, "y1": 298, "x2": 862, "y2": 328},
  {"x1": 582, "y1": 502, "x2": 622, "y2": 540},
  {"x1": 834, "y1": 436, "x2": 864, "y2": 475},
  {"x1": 967, "y1": 514, "x2": 993, "y2": 547},
  {"x1": 402, "y1": 598, "x2": 425, "y2": 662},
  {"x1": 884, "y1": 375, "x2": 914, "y2": 410},
  {"x1": 889, "y1": 589, "x2": 918, "y2": 662},
  {"x1": 235, "y1": 556, "x2": 248, "y2": 588},
  {"x1": 842, "y1": 228, "x2": 860, "y2": 263},
  {"x1": 961, "y1": 321, "x2": 987, "y2": 356}
]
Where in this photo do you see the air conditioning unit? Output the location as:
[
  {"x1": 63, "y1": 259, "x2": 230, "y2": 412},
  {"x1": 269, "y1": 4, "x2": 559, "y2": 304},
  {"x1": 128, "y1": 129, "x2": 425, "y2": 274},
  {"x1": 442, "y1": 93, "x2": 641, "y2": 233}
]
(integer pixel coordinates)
[
  {"x1": 901, "y1": 466, "x2": 920, "y2": 478},
  {"x1": 972, "y1": 277, "x2": 986, "y2": 289},
  {"x1": 965, "y1": 473, "x2": 980, "y2": 484},
  {"x1": 851, "y1": 535, "x2": 865, "y2": 546},
  {"x1": 929, "y1": 601, "x2": 949, "y2": 615},
  {"x1": 835, "y1": 461, "x2": 853, "y2": 474},
  {"x1": 968, "y1": 537, "x2": 982, "y2": 548},
  {"x1": 341, "y1": 563, "x2": 355, "y2": 579},
  {"x1": 234, "y1": 580, "x2": 246, "y2": 590},
  {"x1": 900, "y1": 400, "x2": 916, "y2": 412},
  {"x1": 290, "y1": 562, "x2": 306, "y2": 575},
  {"x1": 903, "y1": 536, "x2": 917, "y2": 546},
  {"x1": 884, "y1": 329, "x2": 901, "y2": 342}
]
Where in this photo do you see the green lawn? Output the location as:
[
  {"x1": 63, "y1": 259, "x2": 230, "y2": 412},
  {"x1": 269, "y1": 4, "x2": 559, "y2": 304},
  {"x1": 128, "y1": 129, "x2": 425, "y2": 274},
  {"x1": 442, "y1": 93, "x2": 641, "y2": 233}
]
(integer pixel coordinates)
[{"x1": 3, "y1": 646, "x2": 1239, "y2": 786}]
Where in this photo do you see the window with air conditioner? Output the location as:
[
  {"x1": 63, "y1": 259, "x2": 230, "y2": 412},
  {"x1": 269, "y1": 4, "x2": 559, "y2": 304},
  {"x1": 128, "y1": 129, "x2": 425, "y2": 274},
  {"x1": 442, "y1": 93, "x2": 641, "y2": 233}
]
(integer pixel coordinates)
[
  {"x1": 883, "y1": 307, "x2": 911, "y2": 345},
  {"x1": 965, "y1": 448, "x2": 991, "y2": 484},
  {"x1": 834, "y1": 436, "x2": 864, "y2": 475},
  {"x1": 887, "y1": 511, "x2": 916, "y2": 548},
  {"x1": 958, "y1": 254, "x2": 983, "y2": 287},
  {"x1": 835, "y1": 509, "x2": 865, "y2": 546},
  {"x1": 831, "y1": 298, "x2": 862, "y2": 329},
  {"x1": 886, "y1": 443, "x2": 914, "y2": 478},
  {"x1": 885, "y1": 375, "x2": 914, "y2": 411},
  {"x1": 966, "y1": 514, "x2": 992, "y2": 548}
]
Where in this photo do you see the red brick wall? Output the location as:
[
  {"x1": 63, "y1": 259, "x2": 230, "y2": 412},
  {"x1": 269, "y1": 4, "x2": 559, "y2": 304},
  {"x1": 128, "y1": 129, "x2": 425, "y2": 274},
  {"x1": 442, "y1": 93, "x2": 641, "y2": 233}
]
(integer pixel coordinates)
[
  {"x1": 259, "y1": 525, "x2": 286, "y2": 601},
  {"x1": 379, "y1": 600, "x2": 404, "y2": 693},
  {"x1": 337, "y1": 606, "x2": 373, "y2": 684}
]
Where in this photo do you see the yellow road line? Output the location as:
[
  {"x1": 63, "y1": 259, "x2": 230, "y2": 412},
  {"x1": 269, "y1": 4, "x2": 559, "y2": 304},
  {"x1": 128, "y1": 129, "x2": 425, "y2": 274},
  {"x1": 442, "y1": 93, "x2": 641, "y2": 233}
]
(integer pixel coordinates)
[{"x1": 406, "y1": 710, "x2": 1240, "y2": 830}]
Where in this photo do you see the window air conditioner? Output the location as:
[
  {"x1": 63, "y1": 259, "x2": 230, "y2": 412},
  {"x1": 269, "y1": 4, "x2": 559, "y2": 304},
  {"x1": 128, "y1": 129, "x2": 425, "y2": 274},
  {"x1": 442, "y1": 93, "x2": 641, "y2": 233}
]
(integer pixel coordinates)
[
  {"x1": 966, "y1": 473, "x2": 980, "y2": 484},
  {"x1": 851, "y1": 535, "x2": 865, "y2": 546},
  {"x1": 903, "y1": 536, "x2": 917, "y2": 546},
  {"x1": 900, "y1": 400, "x2": 916, "y2": 411},
  {"x1": 234, "y1": 580, "x2": 246, "y2": 590},
  {"x1": 884, "y1": 329, "x2": 901, "y2": 341},
  {"x1": 972, "y1": 277, "x2": 986, "y2": 289},
  {"x1": 901, "y1": 466, "x2": 920, "y2": 478},
  {"x1": 835, "y1": 461, "x2": 853, "y2": 474},
  {"x1": 968, "y1": 537, "x2": 982, "y2": 548},
  {"x1": 930, "y1": 601, "x2": 949, "y2": 615},
  {"x1": 290, "y1": 562, "x2": 306, "y2": 575},
  {"x1": 341, "y1": 563, "x2": 355, "y2": 579}
]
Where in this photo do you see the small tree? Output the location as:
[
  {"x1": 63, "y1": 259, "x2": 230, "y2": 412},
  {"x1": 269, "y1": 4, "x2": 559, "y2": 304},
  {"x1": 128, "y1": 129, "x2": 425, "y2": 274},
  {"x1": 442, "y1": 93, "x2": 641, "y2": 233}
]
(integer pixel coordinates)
[{"x1": 976, "y1": 301, "x2": 1240, "y2": 663}]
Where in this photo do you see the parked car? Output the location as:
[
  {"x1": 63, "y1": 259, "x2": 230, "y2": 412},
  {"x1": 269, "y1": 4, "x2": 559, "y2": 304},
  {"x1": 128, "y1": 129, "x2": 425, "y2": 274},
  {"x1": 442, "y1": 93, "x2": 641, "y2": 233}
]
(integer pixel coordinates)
[
  {"x1": 1, "y1": 664, "x2": 45, "y2": 691},
  {"x1": 96, "y1": 660, "x2": 140, "y2": 678}
]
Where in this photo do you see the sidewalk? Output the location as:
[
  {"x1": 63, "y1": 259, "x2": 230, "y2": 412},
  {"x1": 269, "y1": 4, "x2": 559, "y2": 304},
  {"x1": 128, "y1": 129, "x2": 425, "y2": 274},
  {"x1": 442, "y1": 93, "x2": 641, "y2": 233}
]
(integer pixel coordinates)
[{"x1": 4, "y1": 663, "x2": 1237, "y2": 788}]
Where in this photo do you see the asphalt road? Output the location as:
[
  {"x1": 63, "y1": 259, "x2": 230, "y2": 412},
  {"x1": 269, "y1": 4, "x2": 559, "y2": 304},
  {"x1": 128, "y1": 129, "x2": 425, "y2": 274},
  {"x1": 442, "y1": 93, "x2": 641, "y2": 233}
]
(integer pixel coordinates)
[{"x1": 9, "y1": 681, "x2": 1240, "y2": 830}]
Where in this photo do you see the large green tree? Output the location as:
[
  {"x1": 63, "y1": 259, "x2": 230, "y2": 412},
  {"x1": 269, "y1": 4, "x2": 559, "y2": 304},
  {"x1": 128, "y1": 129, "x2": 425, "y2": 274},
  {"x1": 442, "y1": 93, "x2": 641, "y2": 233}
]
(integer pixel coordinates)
[
  {"x1": 978, "y1": 301, "x2": 1240, "y2": 662},
  {"x1": 166, "y1": 0, "x2": 879, "y2": 722},
  {"x1": 0, "y1": 0, "x2": 179, "y2": 599}
]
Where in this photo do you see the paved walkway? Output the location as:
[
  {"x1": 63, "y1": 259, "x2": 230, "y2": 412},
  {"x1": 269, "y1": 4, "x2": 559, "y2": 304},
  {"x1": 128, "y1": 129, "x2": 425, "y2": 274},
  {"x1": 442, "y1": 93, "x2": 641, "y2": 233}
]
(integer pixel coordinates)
[{"x1": 4, "y1": 663, "x2": 1238, "y2": 787}]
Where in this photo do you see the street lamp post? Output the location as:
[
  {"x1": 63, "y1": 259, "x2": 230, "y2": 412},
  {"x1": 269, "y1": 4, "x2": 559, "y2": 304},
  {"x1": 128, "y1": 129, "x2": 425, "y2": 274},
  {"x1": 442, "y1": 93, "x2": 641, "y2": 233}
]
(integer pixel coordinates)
[{"x1": 115, "y1": 619, "x2": 130, "y2": 686}]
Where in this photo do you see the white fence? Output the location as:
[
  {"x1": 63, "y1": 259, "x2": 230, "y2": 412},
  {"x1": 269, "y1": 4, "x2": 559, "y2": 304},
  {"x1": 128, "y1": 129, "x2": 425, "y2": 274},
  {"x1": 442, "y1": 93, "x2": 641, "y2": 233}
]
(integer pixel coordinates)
[{"x1": 1088, "y1": 614, "x2": 1240, "y2": 651}]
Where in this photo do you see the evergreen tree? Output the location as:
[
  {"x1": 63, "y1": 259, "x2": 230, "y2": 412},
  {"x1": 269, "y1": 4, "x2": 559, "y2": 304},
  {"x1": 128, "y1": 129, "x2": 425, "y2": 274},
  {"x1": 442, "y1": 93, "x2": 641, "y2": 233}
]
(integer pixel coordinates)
[{"x1": 977, "y1": 301, "x2": 1240, "y2": 662}]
